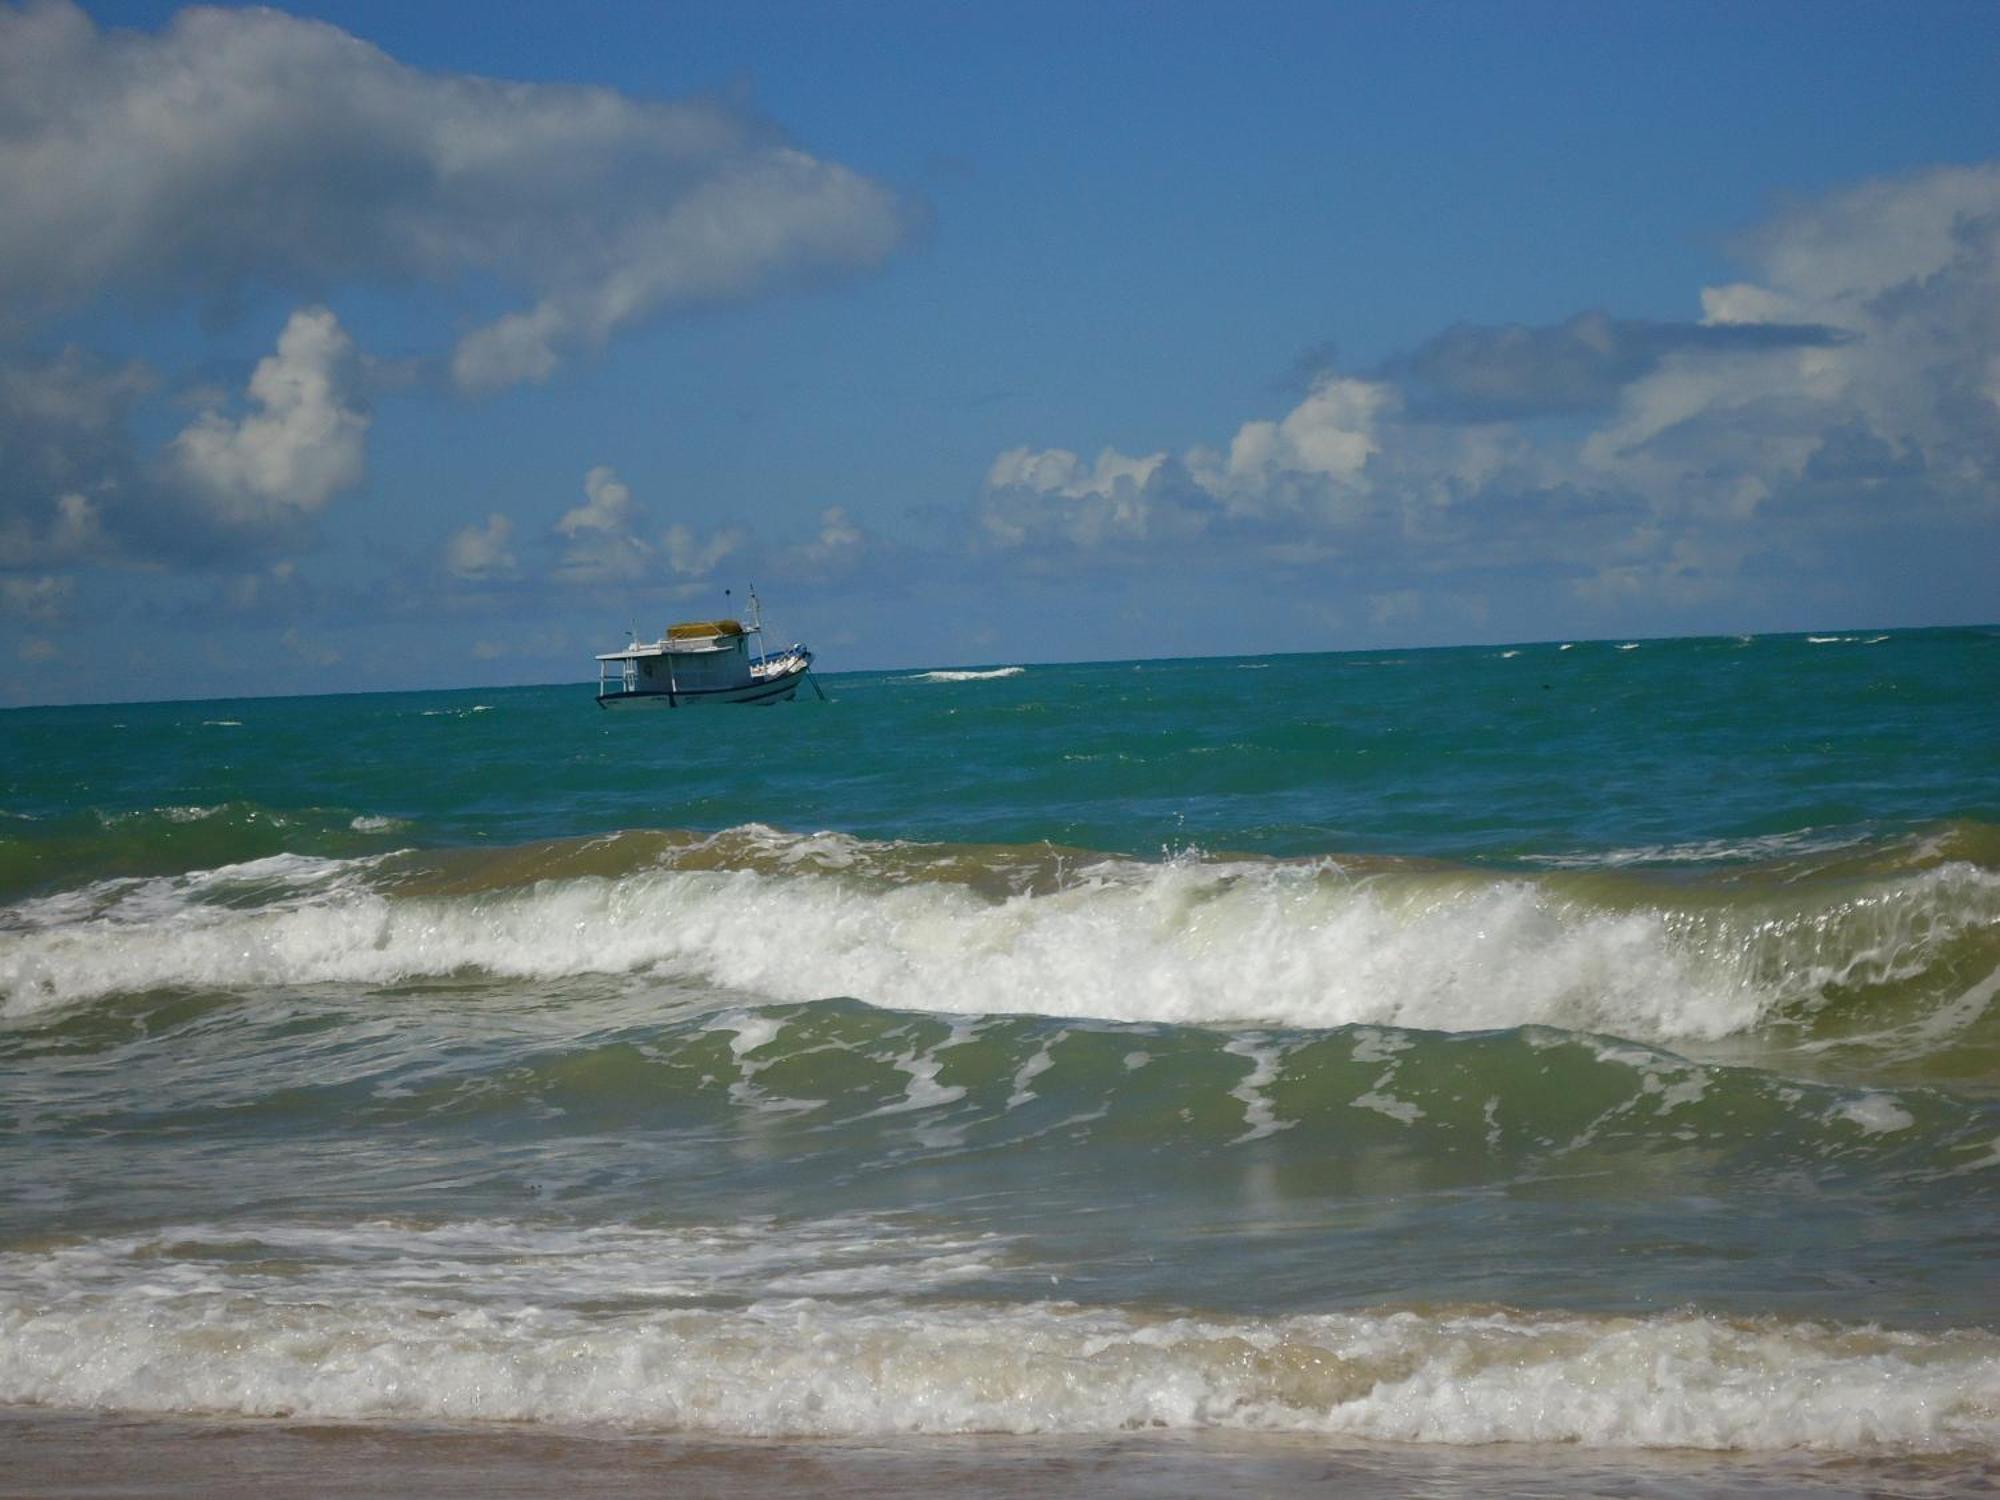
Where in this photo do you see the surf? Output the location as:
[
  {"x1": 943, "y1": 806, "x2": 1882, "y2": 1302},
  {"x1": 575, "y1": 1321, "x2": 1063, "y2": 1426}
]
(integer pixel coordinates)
[
  {"x1": 1, "y1": 1216, "x2": 1993, "y2": 1451},
  {"x1": 4, "y1": 828, "x2": 1994, "y2": 1079}
]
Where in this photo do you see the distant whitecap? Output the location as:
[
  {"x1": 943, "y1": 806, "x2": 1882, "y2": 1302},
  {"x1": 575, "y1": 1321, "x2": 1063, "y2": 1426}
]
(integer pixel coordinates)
[{"x1": 910, "y1": 667, "x2": 1025, "y2": 683}]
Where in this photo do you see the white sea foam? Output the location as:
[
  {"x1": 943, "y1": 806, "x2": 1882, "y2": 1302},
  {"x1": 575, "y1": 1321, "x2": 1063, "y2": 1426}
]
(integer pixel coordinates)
[
  {"x1": 0, "y1": 1222, "x2": 1992, "y2": 1451},
  {"x1": 1223, "y1": 1036, "x2": 1294, "y2": 1142},
  {"x1": 160, "y1": 804, "x2": 224, "y2": 823},
  {"x1": 1007, "y1": 1033, "x2": 1061, "y2": 1108},
  {"x1": 910, "y1": 666, "x2": 1025, "y2": 682},
  {"x1": 1351, "y1": 1090, "x2": 1423, "y2": 1124},
  {"x1": 1522, "y1": 827, "x2": 1866, "y2": 869},
  {"x1": 1834, "y1": 1094, "x2": 1917, "y2": 1135},
  {"x1": 869, "y1": 1022, "x2": 974, "y2": 1118},
  {"x1": 5, "y1": 845, "x2": 1995, "y2": 1044}
]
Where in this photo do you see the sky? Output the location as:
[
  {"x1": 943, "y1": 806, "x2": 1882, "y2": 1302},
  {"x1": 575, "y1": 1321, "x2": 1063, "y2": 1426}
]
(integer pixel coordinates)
[{"x1": 1, "y1": 0, "x2": 1996, "y2": 704}]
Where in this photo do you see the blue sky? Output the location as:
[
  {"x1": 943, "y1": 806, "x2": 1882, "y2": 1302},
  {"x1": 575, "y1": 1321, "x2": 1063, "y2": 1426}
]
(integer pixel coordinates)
[{"x1": 1, "y1": 0, "x2": 1996, "y2": 703}]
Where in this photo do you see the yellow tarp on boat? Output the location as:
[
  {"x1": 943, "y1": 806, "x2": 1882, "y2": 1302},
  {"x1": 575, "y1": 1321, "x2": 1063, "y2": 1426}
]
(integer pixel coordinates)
[{"x1": 666, "y1": 619, "x2": 745, "y2": 639}]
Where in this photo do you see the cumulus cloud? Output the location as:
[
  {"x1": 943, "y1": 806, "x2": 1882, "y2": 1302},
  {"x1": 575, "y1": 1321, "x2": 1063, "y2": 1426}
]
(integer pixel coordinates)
[
  {"x1": 980, "y1": 446, "x2": 1203, "y2": 550},
  {"x1": 1, "y1": 308, "x2": 370, "y2": 574},
  {"x1": 444, "y1": 513, "x2": 518, "y2": 581},
  {"x1": 171, "y1": 307, "x2": 369, "y2": 527},
  {"x1": 0, "y1": 1, "x2": 911, "y2": 387},
  {"x1": 547, "y1": 466, "x2": 740, "y2": 585},
  {"x1": 557, "y1": 466, "x2": 639, "y2": 539},
  {"x1": 554, "y1": 466, "x2": 651, "y2": 582},
  {"x1": 979, "y1": 161, "x2": 2000, "y2": 627},
  {"x1": 663, "y1": 521, "x2": 743, "y2": 577}
]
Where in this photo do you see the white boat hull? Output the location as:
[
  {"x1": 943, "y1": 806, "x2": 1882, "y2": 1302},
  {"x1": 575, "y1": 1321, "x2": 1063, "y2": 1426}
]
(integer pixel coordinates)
[{"x1": 596, "y1": 654, "x2": 811, "y2": 709}]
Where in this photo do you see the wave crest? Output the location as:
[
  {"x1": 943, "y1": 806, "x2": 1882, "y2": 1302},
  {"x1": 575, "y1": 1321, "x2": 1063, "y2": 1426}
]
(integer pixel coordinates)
[
  {"x1": 908, "y1": 666, "x2": 1025, "y2": 682},
  {"x1": 3, "y1": 830, "x2": 1994, "y2": 1057}
]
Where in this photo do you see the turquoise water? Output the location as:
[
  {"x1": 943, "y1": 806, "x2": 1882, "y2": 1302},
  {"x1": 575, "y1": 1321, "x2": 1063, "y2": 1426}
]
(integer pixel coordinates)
[{"x1": 1, "y1": 628, "x2": 1997, "y2": 1472}]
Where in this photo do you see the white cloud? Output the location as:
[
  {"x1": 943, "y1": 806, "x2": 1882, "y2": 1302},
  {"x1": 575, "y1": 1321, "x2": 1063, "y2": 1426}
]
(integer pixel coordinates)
[
  {"x1": 171, "y1": 307, "x2": 369, "y2": 527},
  {"x1": 549, "y1": 465, "x2": 736, "y2": 583},
  {"x1": 0, "y1": 2, "x2": 910, "y2": 388},
  {"x1": 553, "y1": 466, "x2": 650, "y2": 582},
  {"x1": 980, "y1": 446, "x2": 1190, "y2": 548},
  {"x1": 1580, "y1": 165, "x2": 2000, "y2": 534},
  {"x1": 444, "y1": 513, "x2": 517, "y2": 580},
  {"x1": 978, "y1": 161, "x2": 2000, "y2": 626},
  {"x1": 557, "y1": 467, "x2": 637, "y2": 537},
  {"x1": 1224, "y1": 376, "x2": 1391, "y2": 491},
  {"x1": 1737, "y1": 163, "x2": 2000, "y2": 313},
  {"x1": 663, "y1": 521, "x2": 743, "y2": 577},
  {"x1": 452, "y1": 308, "x2": 568, "y2": 394},
  {"x1": 450, "y1": 150, "x2": 909, "y2": 391},
  {"x1": 986, "y1": 446, "x2": 1168, "y2": 498}
]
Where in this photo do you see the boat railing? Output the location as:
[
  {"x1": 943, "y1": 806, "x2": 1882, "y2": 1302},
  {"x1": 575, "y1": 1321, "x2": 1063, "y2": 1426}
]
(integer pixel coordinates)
[{"x1": 597, "y1": 659, "x2": 639, "y2": 698}]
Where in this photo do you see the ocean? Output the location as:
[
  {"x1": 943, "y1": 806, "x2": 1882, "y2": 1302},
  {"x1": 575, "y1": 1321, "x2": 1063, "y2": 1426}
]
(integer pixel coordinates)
[{"x1": 1, "y1": 628, "x2": 1996, "y2": 1496}]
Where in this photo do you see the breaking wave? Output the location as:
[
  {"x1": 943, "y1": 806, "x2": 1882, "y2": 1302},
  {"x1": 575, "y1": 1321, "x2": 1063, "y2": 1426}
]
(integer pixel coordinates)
[
  {"x1": 909, "y1": 666, "x2": 1026, "y2": 682},
  {"x1": 4, "y1": 828, "x2": 1997, "y2": 1054},
  {"x1": 3, "y1": 827, "x2": 1995, "y2": 1065}
]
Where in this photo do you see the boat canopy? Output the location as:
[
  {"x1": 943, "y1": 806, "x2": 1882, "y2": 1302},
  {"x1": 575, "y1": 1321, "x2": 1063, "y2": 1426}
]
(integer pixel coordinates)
[{"x1": 667, "y1": 619, "x2": 744, "y2": 639}]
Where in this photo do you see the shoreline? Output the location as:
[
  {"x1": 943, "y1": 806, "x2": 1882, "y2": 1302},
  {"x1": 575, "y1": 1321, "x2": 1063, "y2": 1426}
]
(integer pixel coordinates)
[{"x1": 1, "y1": 1409, "x2": 1990, "y2": 1499}]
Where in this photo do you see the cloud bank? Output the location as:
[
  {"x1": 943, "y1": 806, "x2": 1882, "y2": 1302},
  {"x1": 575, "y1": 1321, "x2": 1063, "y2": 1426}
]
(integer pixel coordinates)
[
  {"x1": 443, "y1": 467, "x2": 744, "y2": 592},
  {"x1": 980, "y1": 164, "x2": 2000, "y2": 631},
  {"x1": 0, "y1": 0, "x2": 913, "y2": 612}
]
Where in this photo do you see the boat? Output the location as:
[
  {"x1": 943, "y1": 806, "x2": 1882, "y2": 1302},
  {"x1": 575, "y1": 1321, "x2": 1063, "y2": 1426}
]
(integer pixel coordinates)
[{"x1": 594, "y1": 588, "x2": 818, "y2": 708}]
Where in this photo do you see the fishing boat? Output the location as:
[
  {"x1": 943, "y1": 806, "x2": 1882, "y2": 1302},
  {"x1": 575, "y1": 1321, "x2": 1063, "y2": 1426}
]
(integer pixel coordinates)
[{"x1": 594, "y1": 589, "x2": 818, "y2": 708}]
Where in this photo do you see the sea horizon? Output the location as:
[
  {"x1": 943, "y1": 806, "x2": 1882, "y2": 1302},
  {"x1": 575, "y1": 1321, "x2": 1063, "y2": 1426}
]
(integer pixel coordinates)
[{"x1": 8, "y1": 618, "x2": 1994, "y2": 714}]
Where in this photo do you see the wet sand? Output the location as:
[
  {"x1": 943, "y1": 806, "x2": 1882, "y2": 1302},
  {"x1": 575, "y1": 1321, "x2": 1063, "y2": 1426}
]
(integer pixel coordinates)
[{"x1": 2, "y1": 1410, "x2": 1992, "y2": 1499}]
